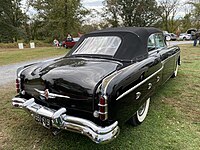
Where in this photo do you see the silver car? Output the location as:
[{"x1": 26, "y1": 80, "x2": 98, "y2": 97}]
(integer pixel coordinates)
[{"x1": 178, "y1": 33, "x2": 191, "y2": 40}]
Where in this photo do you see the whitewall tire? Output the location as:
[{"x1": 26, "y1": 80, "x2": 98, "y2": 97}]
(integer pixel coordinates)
[
  {"x1": 129, "y1": 98, "x2": 150, "y2": 126},
  {"x1": 172, "y1": 62, "x2": 179, "y2": 78}
]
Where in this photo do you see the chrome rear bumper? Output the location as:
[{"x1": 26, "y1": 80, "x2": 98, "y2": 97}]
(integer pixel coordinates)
[{"x1": 12, "y1": 97, "x2": 119, "y2": 144}]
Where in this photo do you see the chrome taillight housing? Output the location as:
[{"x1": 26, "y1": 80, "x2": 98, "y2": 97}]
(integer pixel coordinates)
[
  {"x1": 16, "y1": 78, "x2": 21, "y2": 93},
  {"x1": 98, "y1": 95, "x2": 108, "y2": 121}
]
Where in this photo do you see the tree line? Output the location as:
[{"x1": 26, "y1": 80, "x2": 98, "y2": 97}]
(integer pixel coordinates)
[{"x1": 0, "y1": 0, "x2": 200, "y2": 43}]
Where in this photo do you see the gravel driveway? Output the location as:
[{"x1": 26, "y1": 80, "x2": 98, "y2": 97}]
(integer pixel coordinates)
[
  {"x1": 0, "y1": 57, "x2": 59, "y2": 86},
  {"x1": 167, "y1": 40, "x2": 193, "y2": 46},
  {"x1": 0, "y1": 41, "x2": 193, "y2": 86}
]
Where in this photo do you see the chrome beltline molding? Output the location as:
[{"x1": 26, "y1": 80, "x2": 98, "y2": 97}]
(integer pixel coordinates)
[
  {"x1": 34, "y1": 88, "x2": 70, "y2": 99},
  {"x1": 161, "y1": 50, "x2": 180, "y2": 63},
  {"x1": 102, "y1": 62, "x2": 140, "y2": 95},
  {"x1": 116, "y1": 64, "x2": 164, "y2": 101}
]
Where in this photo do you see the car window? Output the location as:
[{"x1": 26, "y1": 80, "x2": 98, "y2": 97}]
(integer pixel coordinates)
[
  {"x1": 72, "y1": 36, "x2": 121, "y2": 56},
  {"x1": 155, "y1": 34, "x2": 165, "y2": 48},
  {"x1": 147, "y1": 34, "x2": 156, "y2": 51}
]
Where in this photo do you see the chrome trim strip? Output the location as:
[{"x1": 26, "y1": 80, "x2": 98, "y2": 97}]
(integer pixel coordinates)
[
  {"x1": 12, "y1": 97, "x2": 119, "y2": 144},
  {"x1": 102, "y1": 62, "x2": 140, "y2": 95},
  {"x1": 17, "y1": 66, "x2": 32, "y2": 77},
  {"x1": 34, "y1": 88, "x2": 70, "y2": 99},
  {"x1": 161, "y1": 51, "x2": 179, "y2": 64},
  {"x1": 98, "y1": 111, "x2": 108, "y2": 115},
  {"x1": 103, "y1": 73, "x2": 119, "y2": 95},
  {"x1": 98, "y1": 104, "x2": 108, "y2": 107},
  {"x1": 116, "y1": 65, "x2": 164, "y2": 101}
]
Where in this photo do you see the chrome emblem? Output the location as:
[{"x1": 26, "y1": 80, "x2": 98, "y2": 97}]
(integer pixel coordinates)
[
  {"x1": 44, "y1": 89, "x2": 49, "y2": 100},
  {"x1": 34, "y1": 88, "x2": 70, "y2": 99}
]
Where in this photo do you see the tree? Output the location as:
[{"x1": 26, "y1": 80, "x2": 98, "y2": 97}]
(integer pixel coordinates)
[
  {"x1": 120, "y1": 0, "x2": 160, "y2": 27},
  {"x1": 180, "y1": 13, "x2": 192, "y2": 32},
  {"x1": 31, "y1": 0, "x2": 88, "y2": 41},
  {"x1": 156, "y1": 0, "x2": 179, "y2": 32},
  {"x1": 0, "y1": 0, "x2": 26, "y2": 42},
  {"x1": 102, "y1": 0, "x2": 120, "y2": 27},
  {"x1": 187, "y1": 1, "x2": 200, "y2": 29},
  {"x1": 102, "y1": 0, "x2": 160, "y2": 27}
]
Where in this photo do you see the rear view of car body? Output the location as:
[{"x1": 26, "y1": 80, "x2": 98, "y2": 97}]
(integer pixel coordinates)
[{"x1": 11, "y1": 27, "x2": 181, "y2": 144}]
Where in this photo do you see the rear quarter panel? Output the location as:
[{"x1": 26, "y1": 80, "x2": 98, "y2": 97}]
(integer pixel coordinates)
[{"x1": 101, "y1": 57, "x2": 162, "y2": 124}]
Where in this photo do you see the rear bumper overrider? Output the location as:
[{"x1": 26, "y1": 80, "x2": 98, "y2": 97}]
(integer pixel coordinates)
[{"x1": 12, "y1": 97, "x2": 119, "y2": 144}]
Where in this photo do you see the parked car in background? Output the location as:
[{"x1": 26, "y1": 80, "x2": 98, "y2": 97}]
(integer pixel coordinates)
[
  {"x1": 163, "y1": 33, "x2": 177, "y2": 41},
  {"x1": 12, "y1": 27, "x2": 180, "y2": 144},
  {"x1": 163, "y1": 31, "x2": 170, "y2": 41},
  {"x1": 62, "y1": 37, "x2": 80, "y2": 48},
  {"x1": 169, "y1": 33, "x2": 177, "y2": 41},
  {"x1": 186, "y1": 28, "x2": 197, "y2": 34},
  {"x1": 178, "y1": 33, "x2": 191, "y2": 40}
]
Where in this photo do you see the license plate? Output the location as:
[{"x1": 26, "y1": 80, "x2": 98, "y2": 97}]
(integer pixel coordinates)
[{"x1": 35, "y1": 114, "x2": 52, "y2": 129}]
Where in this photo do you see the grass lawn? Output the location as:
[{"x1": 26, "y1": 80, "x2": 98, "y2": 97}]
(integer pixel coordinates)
[
  {"x1": 0, "y1": 47, "x2": 68, "y2": 66},
  {"x1": 0, "y1": 45, "x2": 200, "y2": 149}
]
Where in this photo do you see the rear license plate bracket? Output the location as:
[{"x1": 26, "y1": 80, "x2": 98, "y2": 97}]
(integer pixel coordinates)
[{"x1": 35, "y1": 114, "x2": 52, "y2": 129}]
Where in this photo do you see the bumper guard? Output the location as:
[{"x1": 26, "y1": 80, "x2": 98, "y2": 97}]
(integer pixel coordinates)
[{"x1": 12, "y1": 97, "x2": 119, "y2": 144}]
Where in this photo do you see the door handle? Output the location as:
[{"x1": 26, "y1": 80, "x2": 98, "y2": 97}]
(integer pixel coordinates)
[
  {"x1": 148, "y1": 83, "x2": 152, "y2": 89},
  {"x1": 136, "y1": 92, "x2": 141, "y2": 100},
  {"x1": 157, "y1": 76, "x2": 160, "y2": 82}
]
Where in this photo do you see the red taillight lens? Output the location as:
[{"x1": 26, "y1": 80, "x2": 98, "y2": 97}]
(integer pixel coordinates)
[
  {"x1": 99, "y1": 96, "x2": 105, "y2": 105},
  {"x1": 98, "y1": 96, "x2": 108, "y2": 121},
  {"x1": 16, "y1": 78, "x2": 20, "y2": 93},
  {"x1": 99, "y1": 106, "x2": 105, "y2": 113}
]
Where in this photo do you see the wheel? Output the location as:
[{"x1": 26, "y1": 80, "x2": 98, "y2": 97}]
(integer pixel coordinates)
[
  {"x1": 172, "y1": 62, "x2": 179, "y2": 78},
  {"x1": 183, "y1": 37, "x2": 186, "y2": 41},
  {"x1": 129, "y1": 98, "x2": 150, "y2": 126}
]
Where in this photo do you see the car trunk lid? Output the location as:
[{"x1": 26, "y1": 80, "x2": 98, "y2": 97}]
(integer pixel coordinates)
[{"x1": 20, "y1": 57, "x2": 122, "y2": 112}]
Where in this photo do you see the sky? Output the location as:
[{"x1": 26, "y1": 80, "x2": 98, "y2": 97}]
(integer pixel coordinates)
[
  {"x1": 81, "y1": 0, "x2": 191, "y2": 23},
  {"x1": 82, "y1": 0, "x2": 104, "y2": 11},
  {"x1": 22, "y1": 0, "x2": 192, "y2": 22},
  {"x1": 81, "y1": 0, "x2": 190, "y2": 16},
  {"x1": 21, "y1": 0, "x2": 105, "y2": 17}
]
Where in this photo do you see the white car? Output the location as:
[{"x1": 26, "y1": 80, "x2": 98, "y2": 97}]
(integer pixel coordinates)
[{"x1": 178, "y1": 33, "x2": 191, "y2": 40}]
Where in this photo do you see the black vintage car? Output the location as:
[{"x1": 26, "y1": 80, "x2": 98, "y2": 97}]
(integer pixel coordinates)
[{"x1": 12, "y1": 27, "x2": 180, "y2": 144}]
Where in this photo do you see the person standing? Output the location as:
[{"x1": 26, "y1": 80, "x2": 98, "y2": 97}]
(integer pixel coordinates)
[
  {"x1": 53, "y1": 39, "x2": 59, "y2": 48},
  {"x1": 192, "y1": 31, "x2": 198, "y2": 46},
  {"x1": 196, "y1": 30, "x2": 200, "y2": 45},
  {"x1": 67, "y1": 34, "x2": 73, "y2": 42}
]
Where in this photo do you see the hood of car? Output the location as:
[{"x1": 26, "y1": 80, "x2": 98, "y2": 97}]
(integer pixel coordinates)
[{"x1": 20, "y1": 57, "x2": 122, "y2": 111}]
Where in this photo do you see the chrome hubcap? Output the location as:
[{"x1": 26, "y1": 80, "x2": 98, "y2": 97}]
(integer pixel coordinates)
[{"x1": 138, "y1": 102, "x2": 146, "y2": 116}]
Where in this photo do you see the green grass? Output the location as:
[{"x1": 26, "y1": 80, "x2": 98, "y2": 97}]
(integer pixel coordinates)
[
  {"x1": 0, "y1": 45, "x2": 200, "y2": 150},
  {"x1": 0, "y1": 47, "x2": 68, "y2": 66}
]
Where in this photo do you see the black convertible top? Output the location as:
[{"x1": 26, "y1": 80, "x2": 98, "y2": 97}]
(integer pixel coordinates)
[
  {"x1": 68, "y1": 27, "x2": 163, "y2": 61},
  {"x1": 90, "y1": 27, "x2": 162, "y2": 38}
]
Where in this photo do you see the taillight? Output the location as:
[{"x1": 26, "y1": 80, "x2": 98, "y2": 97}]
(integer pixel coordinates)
[
  {"x1": 98, "y1": 96, "x2": 108, "y2": 121},
  {"x1": 16, "y1": 78, "x2": 20, "y2": 93}
]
